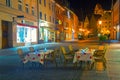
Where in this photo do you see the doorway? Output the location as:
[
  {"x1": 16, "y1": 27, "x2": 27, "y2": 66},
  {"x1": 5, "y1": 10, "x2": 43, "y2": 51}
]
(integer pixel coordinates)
[{"x1": 2, "y1": 20, "x2": 12, "y2": 49}]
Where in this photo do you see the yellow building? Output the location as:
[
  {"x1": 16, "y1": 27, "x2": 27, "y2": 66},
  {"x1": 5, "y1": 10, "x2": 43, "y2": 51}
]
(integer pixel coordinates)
[
  {"x1": 112, "y1": 0, "x2": 119, "y2": 40},
  {"x1": 55, "y1": 3, "x2": 65, "y2": 42},
  {"x1": 94, "y1": 3, "x2": 112, "y2": 38},
  {"x1": 55, "y1": 0, "x2": 79, "y2": 41},
  {"x1": 98, "y1": 11, "x2": 111, "y2": 35},
  {"x1": 72, "y1": 12, "x2": 79, "y2": 39},
  {"x1": 0, "y1": 0, "x2": 38, "y2": 49},
  {"x1": 63, "y1": 7, "x2": 79, "y2": 40},
  {"x1": 38, "y1": 0, "x2": 56, "y2": 43}
]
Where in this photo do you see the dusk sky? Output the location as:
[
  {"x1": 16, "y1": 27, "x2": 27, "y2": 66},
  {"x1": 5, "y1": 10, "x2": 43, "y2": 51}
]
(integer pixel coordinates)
[{"x1": 68, "y1": 0, "x2": 112, "y2": 21}]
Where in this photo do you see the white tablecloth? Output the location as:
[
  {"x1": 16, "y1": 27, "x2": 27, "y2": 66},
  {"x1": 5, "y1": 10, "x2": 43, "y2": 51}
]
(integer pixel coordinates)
[
  {"x1": 73, "y1": 49, "x2": 95, "y2": 63},
  {"x1": 23, "y1": 50, "x2": 54, "y2": 64}
]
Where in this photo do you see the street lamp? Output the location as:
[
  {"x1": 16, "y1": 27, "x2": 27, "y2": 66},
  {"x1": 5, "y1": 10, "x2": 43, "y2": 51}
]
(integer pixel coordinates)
[
  {"x1": 99, "y1": 20, "x2": 102, "y2": 25},
  {"x1": 98, "y1": 20, "x2": 102, "y2": 33}
]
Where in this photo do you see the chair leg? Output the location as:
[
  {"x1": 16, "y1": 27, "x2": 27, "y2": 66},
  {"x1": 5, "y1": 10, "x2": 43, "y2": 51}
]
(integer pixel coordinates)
[
  {"x1": 63, "y1": 60, "x2": 67, "y2": 68},
  {"x1": 54, "y1": 60, "x2": 58, "y2": 67},
  {"x1": 89, "y1": 61, "x2": 95, "y2": 70},
  {"x1": 73, "y1": 62, "x2": 77, "y2": 69}
]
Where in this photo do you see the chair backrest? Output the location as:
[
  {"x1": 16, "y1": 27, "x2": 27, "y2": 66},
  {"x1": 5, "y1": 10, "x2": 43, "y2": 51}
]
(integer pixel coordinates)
[
  {"x1": 103, "y1": 44, "x2": 108, "y2": 53},
  {"x1": 98, "y1": 45, "x2": 104, "y2": 50},
  {"x1": 17, "y1": 49, "x2": 24, "y2": 60},
  {"x1": 60, "y1": 46, "x2": 67, "y2": 55},
  {"x1": 29, "y1": 47, "x2": 35, "y2": 52},
  {"x1": 68, "y1": 45, "x2": 73, "y2": 51},
  {"x1": 54, "y1": 48, "x2": 61, "y2": 58}
]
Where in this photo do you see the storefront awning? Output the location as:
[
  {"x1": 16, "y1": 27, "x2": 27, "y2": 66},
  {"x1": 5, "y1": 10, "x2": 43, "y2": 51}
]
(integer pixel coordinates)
[{"x1": 17, "y1": 23, "x2": 38, "y2": 28}]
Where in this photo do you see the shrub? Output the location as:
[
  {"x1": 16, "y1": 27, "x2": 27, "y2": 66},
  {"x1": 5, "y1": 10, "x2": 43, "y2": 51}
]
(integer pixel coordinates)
[{"x1": 99, "y1": 35, "x2": 107, "y2": 41}]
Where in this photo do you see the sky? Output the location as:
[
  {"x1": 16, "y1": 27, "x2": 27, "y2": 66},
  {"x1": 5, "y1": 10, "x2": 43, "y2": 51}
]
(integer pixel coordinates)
[{"x1": 68, "y1": 0, "x2": 112, "y2": 21}]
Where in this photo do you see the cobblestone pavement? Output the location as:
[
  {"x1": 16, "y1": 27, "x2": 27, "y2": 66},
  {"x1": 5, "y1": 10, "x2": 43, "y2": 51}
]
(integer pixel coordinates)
[{"x1": 0, "y1": 40, "x2": 120, "y2": 80}]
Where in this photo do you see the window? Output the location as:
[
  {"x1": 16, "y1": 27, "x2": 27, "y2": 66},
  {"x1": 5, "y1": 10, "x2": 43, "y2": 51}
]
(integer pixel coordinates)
[
  {"x1": 51, "y1": 16, "x2": 52, "y2": 22},
  {"x1": 32, "y1": 7, "x2": 34, "y2": 15},
  {"x1": 18, "y1": 0, "x2": 22, "y2": 11},
  {"x1": 44, "y1": 0, "x2": 46, "y2": 7},
  {"x1": 6, "y1": 0, "x2": 11, "y2": 7},
  {"x1": 17, "y1": 25, "x2": 37, "y2": 43},
  {"x1": 49, "y1": 16, "x2": 51, "y2": 22},
  {"x1": 52, "y1": 4, "x2": 53, "y2": 11},
  {"x1": 44, "y1": 14, "x2": 46, "y2": 21},
  {"x1": 25, "y1": 4, "x2": 29, "y2": 13},
  {"x1": 39, "y1": 0, "x2": 41, "y2": 4},
  {"x1": 40, "y1": 12, "x2": 42, "y2": 19},
  {"x1": 53, "y1": 17, "x2": 54, "y2": 23},
  {"x1": 49, "y1": 3, "x2": 51, "y2": 9}
]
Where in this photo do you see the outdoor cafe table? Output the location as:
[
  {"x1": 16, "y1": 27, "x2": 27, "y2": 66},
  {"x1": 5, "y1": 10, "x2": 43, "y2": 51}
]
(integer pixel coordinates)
[
  {"x1": 73, "y1": 49, "x2": 95, "y2": 63},
  {"x1": 23, "y1": 50, "x2": 54, "y2": 64}
]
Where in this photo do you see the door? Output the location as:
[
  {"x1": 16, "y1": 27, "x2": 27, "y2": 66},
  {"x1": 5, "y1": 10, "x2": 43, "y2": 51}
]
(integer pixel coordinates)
[{"x1": 2, "y1": 21, "x2": 12, "y2": 48}]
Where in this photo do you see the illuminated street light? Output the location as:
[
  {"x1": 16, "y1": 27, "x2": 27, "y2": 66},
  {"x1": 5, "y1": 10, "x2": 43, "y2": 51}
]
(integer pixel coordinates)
[
  {"x1": 98, "y1": 20, "x2": 102, "y2": 33},
  {"x1": 99, "y1": 20, "x2": 102, "y2": 25}
]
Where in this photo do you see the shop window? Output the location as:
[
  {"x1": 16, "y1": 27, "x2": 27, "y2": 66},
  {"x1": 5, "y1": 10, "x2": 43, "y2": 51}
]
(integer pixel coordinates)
[{"x1": 17, "y1": 25, "x2": 37, "y2": 43}]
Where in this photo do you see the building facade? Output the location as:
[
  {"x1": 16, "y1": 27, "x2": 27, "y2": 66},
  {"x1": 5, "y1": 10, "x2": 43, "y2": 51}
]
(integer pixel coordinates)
[
  {"x1": 0, "y1": 0, "x2": 79, "y2": 49},
  {"x1": 112, "y1": 0, "x2": 120, "y2": 40},
  {"x1": 38, "y1": 0, "x2": 56, "y2": 43},
  {"x1": 98, "y1": 11, "x2": 111, "y2": 35},
  {"x1": 55, "y1": 3, "x2": 65, "y2": 42},
  {"x1": 0, "y1": 0, "x2": 38, "y2": 49}
]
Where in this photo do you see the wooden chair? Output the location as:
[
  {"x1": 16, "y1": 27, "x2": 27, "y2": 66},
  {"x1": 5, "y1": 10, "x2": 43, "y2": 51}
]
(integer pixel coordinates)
[
  {"x1": 98, "y1": 45, "x2": 104, "y2": 50},
  {"x1": 91, "y1": 45, "x2": 108, "y2": 70},
  {"x1": 44, "y1": 49, "x2": 58, "y2": 67},
  {"x1": 54, "y1": 48, "x2": 62, "y2": 66},
  {"x1": 60, "y1": 46, "x2": 74, "y2": 67},
  {"x1": 94, "y1": 44, "x2": 108, "y2": 58},
  {"x1": 68, "y1": 45, "x2": 79, "y2": 53},
  {"x1": 17, "y1": 48, "x2": 25, "y2": 67}
]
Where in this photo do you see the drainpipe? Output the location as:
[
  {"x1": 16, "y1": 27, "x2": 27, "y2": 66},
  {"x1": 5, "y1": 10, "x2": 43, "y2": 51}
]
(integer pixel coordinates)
[
  {"x1": 118, "y1": 0, "x2": 120, "y2": 41},
  {"x1": 37, "y1": 0, "x2": 39, "y2": 43}
]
